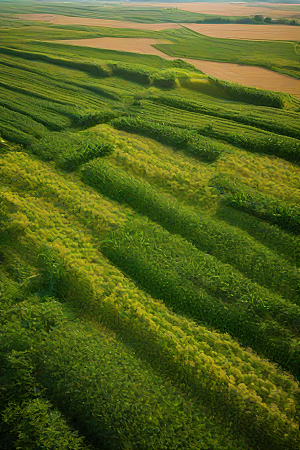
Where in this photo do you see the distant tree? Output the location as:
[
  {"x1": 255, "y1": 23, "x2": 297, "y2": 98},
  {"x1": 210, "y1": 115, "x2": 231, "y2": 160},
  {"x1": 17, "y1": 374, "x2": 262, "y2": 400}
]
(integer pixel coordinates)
[
  {"x1": 277, "y1": 18, "x2": 289, "y2": 24},
  {"x1": 264, "y1": 17, "x2": 272, "y2": 24},
  {"x1": 236, "y1": 18, "x2": 254, "y2": 24},
  {"x1": 254, "y1": 15, "x2": 264, "y2": 23}
]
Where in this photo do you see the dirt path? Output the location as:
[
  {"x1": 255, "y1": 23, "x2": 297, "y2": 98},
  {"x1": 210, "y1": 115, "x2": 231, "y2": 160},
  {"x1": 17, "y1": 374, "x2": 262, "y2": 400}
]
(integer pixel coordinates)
[
  {"x1": 52, "y1": 36, "x2": 300, "y2": 98},
  {"x1": 17, "y1": 14, "x2": 182, "y2": 30},
  {"x1": 180, "y1": 23, "x2": 300, "y2": 41}
]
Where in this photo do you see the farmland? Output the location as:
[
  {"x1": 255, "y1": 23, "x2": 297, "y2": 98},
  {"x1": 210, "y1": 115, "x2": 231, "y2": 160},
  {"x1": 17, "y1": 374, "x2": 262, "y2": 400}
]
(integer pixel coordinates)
[
  {"x1": 1, "y1": 1, "x2": 300, "y2": 450},
  {"x1": 135, "y1": 2, "x2": 300, "y2": 18},
  {"x1": 179, "y1": 24, "x2": 300, "y2": 41}
]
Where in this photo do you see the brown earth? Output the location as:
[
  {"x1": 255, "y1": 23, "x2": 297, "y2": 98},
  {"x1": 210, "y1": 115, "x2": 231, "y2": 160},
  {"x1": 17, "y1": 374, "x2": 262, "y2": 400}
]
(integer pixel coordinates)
[
  {"x1": 53, "y1": 36, "x2": 300, "y2": 98},
  {"x1": 53, "y1": 37, "x2": 175, "y2": 58},
  {"x1": 180, "y1": 23, "x2": 300, "y2": 41},
  {"x1": 183, "y1": 58, "x2": 300, "y2": 99},
  {"x1": 17, "y1": 14, "x2": 182, "y2": 30},
  {"x1": 130, "y1": 2, "x2": 300, "y2": 19}
]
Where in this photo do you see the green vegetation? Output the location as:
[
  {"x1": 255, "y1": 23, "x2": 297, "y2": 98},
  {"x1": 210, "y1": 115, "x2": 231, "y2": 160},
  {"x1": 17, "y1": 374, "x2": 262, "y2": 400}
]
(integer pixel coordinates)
[
  {"x1": 0, "y1": 5, "x2": 300, "y2": 79},
  {"x1": 111, "y1": 116, "x2": 224, "y2": 162},
  {"x1": 210, "y1": 173, "x2": 300, "y2": 234},
  {"x1": 130, "y1": 100, "x2": 300, "y2": 165},
  {"x1": 1, "y1": 5, "x2": 300, "y2": 450}
]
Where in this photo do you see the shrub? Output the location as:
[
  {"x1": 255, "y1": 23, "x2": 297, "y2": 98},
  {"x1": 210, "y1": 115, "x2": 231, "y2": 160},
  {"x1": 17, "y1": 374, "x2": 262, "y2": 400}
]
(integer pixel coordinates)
[
  {"x1": 2, "y1": 399, "x2": 87, "y2": 450},
  {"x1": 210, "y1": 78, "x2": 285, "y2": 109}
]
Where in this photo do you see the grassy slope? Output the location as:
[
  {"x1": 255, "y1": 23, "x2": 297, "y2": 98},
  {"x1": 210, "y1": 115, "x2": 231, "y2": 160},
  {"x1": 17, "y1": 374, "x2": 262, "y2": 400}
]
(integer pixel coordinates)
[
  {"x1": 1, "y1": 13, "x2": 300, "y2": 450},
  {"x1": 0, "y1": 0, "x2": 252, "y2": 22},
  {"x1": 0, "y1": 1, "x2": 300, "y2": 78}
]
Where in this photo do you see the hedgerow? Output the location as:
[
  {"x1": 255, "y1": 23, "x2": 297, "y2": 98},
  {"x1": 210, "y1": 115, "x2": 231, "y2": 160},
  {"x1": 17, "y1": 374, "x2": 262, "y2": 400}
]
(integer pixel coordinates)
[
  {"x1": 0, "y1": 276, "x2": 246, "y2": 450},
  {"x1": 1, "y1": 182, "x2": 300, "y2": 449},
  {"x1": 148, "y1": 94, "x2": 300, "y2": 140},
  {"x1": 100, "y1": 216, "x2": 300, "y2": 383},
  {"x1": 26, "y1": 131, "x2": 114, "y2": 170},
  {"x1": 133, "y1": 101, "x2": 300, "y2": 164},
  {"x1": 210, "y1": 78, "x2": 286, "y2": 109},
  {"x1": 210, "y1": 174, "x2": 300, "y2": 235},
  {"x1": 80, "y1": 158, "x2": 300, "y2": 303},
  {"x1": 110, "y1": 116, "x2": 224, "y2": 162}
]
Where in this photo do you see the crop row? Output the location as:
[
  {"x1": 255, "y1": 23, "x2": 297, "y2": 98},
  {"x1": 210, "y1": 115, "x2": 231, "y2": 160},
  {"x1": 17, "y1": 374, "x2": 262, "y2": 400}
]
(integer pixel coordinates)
[
  {"x1": 0, "y1": 60, "x2": 122, "y2": 133},
  {"x1": 133, "y1": 101, "x2": 300, "y2": 164},
  {"x1": 0, "y1": 273, "x2": 236, "y2": 450},
  {"x1": 209, "y1": 78, "x2": 286, "y2": 109},
  {"x1": 80, "y1": 156, "x2": 300, "y2": 301},
  {"x1": 0, "y1": 104, "x2": 47, "y2": 145},
  {"x1": 80, "y1": 159, "x2": 300, "y2": 378},
  {"x1": 2, "y1": 144, "x2": 299, "y2": 308},
  {"x1": 1, "y1": 153, "x2": 300, "y2": 449},
  {"x1": 0, "y1": 46, "x2": 187, "y2": 90},
  {"x1": 0, "y1": 65, "x2": 113, "y2": 112},
  {"x1": 110, "y1": 116, "x2": 225, "y2": 162},
  {"x1": 26, "y1": 130, "x2": 115, "y2": 171},
  {"x1": 210, "y1": 174, "x2": 300, "y2": 235},
  {"x1": 1, "y1": 197, "x2": 299, "y2": 450},
  {"x1": 88, "y1": 124, "x2": 300, "y2": 267},
  {"x1": 148, "y1": 94, "x2": 300, "y2": 140},
  {"x1": 0, "y1": 85, "x2": 72, "y2": 131},
  {"x1": 0, "y1": 52, "x2": 125, "y2": 102}
]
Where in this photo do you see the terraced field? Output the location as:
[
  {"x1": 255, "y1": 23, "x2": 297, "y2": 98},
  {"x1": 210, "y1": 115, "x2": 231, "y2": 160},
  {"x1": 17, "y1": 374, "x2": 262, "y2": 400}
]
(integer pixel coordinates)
[{"x1": 1, "y1": 4, "x2": 300, "y2": 450}]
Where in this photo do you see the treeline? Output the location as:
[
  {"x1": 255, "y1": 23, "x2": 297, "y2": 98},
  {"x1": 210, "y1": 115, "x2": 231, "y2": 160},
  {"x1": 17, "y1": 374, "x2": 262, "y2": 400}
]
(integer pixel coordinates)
[
  {"x1": 0, "y1": 46, "x2": 197, "y2": 89},
  {"x1": 192, "y1": 16, "x2": 299, "y2": 25}
]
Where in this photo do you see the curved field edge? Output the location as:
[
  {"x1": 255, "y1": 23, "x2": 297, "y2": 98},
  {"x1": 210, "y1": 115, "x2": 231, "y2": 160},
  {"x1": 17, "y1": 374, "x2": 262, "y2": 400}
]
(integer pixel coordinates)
[
  {"x1": 1, "y1": 21, "x2": 300, "y2": 450},
  {"x1": 0, "y1": 13, "x2": 300, "y2": 82},
  {"x1": 0, "y1": 271, "x2": 251, "y2": 450},
  {"x1": 0, "y1": 151, "x2": 300, "y2": 450}
]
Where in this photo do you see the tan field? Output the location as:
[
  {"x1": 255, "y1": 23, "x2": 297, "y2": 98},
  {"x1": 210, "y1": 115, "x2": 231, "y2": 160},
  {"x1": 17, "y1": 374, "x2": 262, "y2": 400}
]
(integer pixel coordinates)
[
  {"x1": 183, "y1": 58, "x2": 300, "y2": 99},
  {"x1": 53, "y1": 37, "x2": 175, "y2": 58},
  {"x1": 180, "y1": 23, "x2": 300, "y2": 41},
  {"x1": 131, "y1": 2, "x2": 300, "y2": 19},
  {"x1": 17, "y1": 14, "x2": 182, "y2": 30},
  {"x1": 54, "y1": 37, "x2": 300, "y2": 98}
]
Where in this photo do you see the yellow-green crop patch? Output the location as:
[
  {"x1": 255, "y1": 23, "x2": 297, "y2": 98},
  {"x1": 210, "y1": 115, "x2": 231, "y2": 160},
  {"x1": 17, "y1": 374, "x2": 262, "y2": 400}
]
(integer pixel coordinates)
[{"x1": 1, "y1": 10, "x2": 300, "y2": 450}]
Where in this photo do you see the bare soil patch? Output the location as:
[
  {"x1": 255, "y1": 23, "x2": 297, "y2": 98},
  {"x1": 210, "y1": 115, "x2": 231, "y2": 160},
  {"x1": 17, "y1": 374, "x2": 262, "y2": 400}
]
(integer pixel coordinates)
[
  {"x1": 17, "y1": 14, "x2": 182, "y2": 30},
  {"x1": 131, "y1": 2, "x2": 300, "y2": 18},
  {"x1": 180, "y1": 24, "x2": 300, "y2": 41},
  {"x1": 53, "y1": 37, "x2": 175, "y2": 58},
  {"x1": 54, "y1": 36, "x2": 300, "y2": 98},
  {"x1": 182, "y1": 58, "x2": 300, "y2": 99}
]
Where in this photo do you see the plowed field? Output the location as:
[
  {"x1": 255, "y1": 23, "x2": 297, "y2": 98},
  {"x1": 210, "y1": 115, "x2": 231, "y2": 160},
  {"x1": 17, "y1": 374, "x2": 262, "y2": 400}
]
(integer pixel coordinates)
[
  {"x1": 180, "y1": 23, "x2": 300, "y2": 41},
  {"x1": 53, "y1": 37, "x2": 175, "y2": 58},
  {"x1": 183, "y1": 58, "x2": 300, "y2": 99}
]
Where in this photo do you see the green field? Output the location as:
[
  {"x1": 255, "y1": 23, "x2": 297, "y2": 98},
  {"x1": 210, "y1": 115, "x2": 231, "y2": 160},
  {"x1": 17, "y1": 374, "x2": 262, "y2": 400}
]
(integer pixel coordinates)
[{"x1": 1, "y1": 2, "x2": 300, "y2": 450}]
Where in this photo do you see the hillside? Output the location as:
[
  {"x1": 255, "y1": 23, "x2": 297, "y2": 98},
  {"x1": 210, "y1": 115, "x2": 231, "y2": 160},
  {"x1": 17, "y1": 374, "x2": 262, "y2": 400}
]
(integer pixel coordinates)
[{"x1": 1, "y1": 5, "x2": 300, "y2": 450}]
